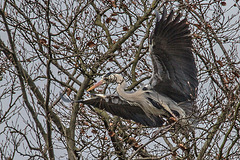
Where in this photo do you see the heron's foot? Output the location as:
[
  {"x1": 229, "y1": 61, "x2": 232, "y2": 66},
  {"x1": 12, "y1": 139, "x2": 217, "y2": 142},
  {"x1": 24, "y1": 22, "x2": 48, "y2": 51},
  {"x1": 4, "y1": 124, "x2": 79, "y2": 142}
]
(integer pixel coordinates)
[{"x1": 169, "y1": 116, "x2": 178, "y2": 123}]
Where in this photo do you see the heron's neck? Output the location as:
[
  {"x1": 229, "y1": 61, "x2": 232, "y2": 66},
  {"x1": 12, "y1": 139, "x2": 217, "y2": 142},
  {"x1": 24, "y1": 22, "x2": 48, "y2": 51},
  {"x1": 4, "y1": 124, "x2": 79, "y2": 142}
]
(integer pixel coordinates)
[
  {"x1": 117, "y1": 80, "x2": 127, "y2": 90},
  {"x1": 116, "y1": 80, "x2": 132, "y2": 101}
]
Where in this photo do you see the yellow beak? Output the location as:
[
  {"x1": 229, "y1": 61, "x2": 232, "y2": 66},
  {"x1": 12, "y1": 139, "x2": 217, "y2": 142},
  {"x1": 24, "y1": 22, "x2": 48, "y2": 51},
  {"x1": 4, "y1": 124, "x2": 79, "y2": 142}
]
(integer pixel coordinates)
[{"x1": 87, "y1": 80, "x2": 104, "y2": 92}]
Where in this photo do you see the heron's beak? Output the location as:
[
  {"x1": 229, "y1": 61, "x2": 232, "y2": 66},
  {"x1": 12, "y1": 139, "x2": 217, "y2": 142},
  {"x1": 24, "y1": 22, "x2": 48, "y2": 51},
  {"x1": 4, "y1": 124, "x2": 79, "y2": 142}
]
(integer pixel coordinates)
[{"x1": 87, "y1": 80, "x2": 104, "y2": 92}]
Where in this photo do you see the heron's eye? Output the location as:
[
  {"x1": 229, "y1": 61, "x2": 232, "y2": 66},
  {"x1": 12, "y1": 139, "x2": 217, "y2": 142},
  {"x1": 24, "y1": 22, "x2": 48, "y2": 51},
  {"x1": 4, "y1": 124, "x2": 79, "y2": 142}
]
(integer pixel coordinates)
[
  {"x1": 104, "y1": 77, "x2": 113, "y2": 83},
  {"x1": 104, "y1": 77, "x2": 109, "y2": 81}
]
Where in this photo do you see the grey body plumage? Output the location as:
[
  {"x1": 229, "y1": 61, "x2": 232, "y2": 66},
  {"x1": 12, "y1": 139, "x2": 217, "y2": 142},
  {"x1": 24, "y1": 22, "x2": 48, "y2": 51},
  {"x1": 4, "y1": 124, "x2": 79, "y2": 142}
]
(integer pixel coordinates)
[{"x1": 82, "y1": 7, "x2": 198, "y2": 127}]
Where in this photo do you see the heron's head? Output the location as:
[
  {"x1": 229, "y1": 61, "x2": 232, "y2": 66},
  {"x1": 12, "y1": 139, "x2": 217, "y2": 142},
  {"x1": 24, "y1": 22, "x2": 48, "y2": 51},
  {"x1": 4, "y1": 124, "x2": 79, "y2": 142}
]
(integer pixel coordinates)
[{"x1": 87, "y1": 73, "x2": 124, "y2": 92}]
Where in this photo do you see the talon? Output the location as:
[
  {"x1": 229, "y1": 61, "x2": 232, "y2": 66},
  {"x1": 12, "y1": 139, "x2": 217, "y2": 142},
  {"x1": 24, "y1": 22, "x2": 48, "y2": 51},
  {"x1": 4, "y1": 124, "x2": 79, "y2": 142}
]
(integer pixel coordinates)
[{"x1": 169, "y1": 117, "x2": 178, "y2": 122}]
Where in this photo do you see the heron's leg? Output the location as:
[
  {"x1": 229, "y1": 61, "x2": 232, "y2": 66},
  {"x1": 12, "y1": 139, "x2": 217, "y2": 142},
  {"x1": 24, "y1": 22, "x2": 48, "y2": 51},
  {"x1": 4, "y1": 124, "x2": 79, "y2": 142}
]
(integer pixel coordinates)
[
  {"x1": 151, "y1": 122, "x2": 176, "y2": 139},
  {"x1": 169, "y1": 116, "x2": 178, "y2": 123}
]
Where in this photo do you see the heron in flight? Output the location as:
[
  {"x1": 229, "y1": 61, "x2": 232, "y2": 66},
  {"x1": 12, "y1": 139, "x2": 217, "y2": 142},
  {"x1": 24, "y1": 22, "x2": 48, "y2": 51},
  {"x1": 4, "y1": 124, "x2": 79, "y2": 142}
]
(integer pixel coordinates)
[{"x1": 81, "y1": 8, "x2": 198, "y2": 127}]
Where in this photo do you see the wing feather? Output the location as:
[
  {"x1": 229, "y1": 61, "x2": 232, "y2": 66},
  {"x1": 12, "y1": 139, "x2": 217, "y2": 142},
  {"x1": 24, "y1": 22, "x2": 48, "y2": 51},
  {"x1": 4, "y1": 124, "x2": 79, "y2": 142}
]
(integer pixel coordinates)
[
  {"x1": 149, "y1": 8, "x2": 198, "y2": 103},
  {"x1": 81, "y1": 95, "x2": 165, "y2": 127}
]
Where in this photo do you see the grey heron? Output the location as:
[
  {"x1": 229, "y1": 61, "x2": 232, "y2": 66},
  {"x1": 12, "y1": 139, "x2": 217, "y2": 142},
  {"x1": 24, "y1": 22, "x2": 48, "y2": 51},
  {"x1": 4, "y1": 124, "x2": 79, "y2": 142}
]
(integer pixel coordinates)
[{"x1": 80, "y1": 8, "x2": 198, "y2": 127}]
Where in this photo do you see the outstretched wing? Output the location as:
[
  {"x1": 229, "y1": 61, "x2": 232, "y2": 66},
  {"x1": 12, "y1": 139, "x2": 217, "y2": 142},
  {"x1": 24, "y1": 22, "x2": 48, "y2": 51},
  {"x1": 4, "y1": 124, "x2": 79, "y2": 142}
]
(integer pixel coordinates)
[
  {"x1": 149, "y1": 8, "x2": 198, "y2": 103},
  {"x1": 81, "y1": 95, "x2": 165, "y2": 127}
]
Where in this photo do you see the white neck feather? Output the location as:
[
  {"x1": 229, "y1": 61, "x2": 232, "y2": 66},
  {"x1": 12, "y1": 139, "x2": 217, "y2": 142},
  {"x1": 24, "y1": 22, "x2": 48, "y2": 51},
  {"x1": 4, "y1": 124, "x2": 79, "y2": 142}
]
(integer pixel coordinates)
[{"x1": 116, "y1": 78, "x2": 132, "y2": 101}]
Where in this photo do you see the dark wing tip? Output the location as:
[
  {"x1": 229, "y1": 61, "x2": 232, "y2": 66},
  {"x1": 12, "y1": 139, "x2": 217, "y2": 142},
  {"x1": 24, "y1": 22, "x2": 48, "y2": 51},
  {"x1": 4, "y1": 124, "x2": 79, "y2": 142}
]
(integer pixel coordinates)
[
  {"x1": 162, "y1": 6, "x2": 167, "y2": 20},
  {"x1": 60, "y1": 92, "x2": 72, "y2": 103},
  {"x1": 154, "y1": 9, "x2": 160, "y2": 22},
  {"x1": 154, "y1": 6, "x2": 168, "y2": 23}
]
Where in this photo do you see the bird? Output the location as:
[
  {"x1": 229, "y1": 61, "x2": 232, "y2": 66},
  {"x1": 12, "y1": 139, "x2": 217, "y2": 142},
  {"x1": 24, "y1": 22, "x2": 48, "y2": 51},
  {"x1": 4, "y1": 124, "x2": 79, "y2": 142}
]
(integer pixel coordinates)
[{"x1": 79, "y1": 7, "x2": 198, "y2": 127}]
